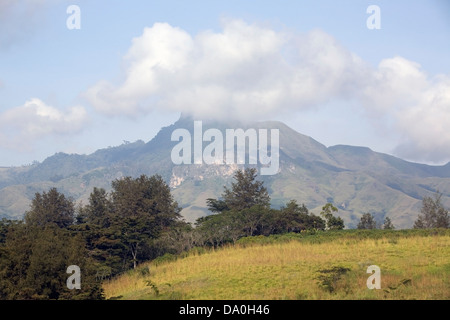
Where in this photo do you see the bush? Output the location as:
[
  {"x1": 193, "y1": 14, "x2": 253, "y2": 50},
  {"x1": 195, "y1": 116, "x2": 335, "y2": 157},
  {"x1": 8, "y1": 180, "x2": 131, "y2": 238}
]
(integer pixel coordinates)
[
  {"x1": 315, "y1": 266, "x2": 351, "y2": 293},
  {"x1": 152, "y1": 253, "x2": 177, "y2": 266}
]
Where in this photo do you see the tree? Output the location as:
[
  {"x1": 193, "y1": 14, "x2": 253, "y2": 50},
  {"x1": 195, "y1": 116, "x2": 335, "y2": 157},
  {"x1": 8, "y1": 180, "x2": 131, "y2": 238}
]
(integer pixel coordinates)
[
  {"x1": 222, "y1": 168, "x2": 270, "y2": 211},
  {"x1": 24, "y1": 188, "x2": 74, "y2": 229},
  {"x1": 195, "y1": 211, "x2": 245, "y2": 247},
  {"x1": 276, "y1": 200, "x2": 325, "y2": 233},
  {"x1": 154, "y1": 221, "x2": 198, "y2": 255},
  {"x1": 320, "y1": 203, "x2": 345, "y2": 230},
  {"x1": 309, "y1": 213, "x2": 327, "y2": 231},
  {"x1": 74, "y1": 188, "x2": 122, "y2": 275},
  {"x1": 0, "y1": 218, "x2": 20, "y2": 245},
  {"x1": 277, "y1": 200, "x2": 306, "y2": 233},
  {"x1": 0, "y1": 224, "x2": 103, "y2": 300},
  {"x1": 0, "y1": 222, "x2": 30, "y2": 299},
  {"x1": 206, "y1": 198, "x2": 230, "y2": 213},
  {"x1": 383, "y1": 217, "x2": 395, "y2": 230},
  {"x1": 109, "y1": 175, "x2": 182, "y2": 269},
  {"x1": 414, "y1": 192, "x2": 450, "y2": 229},
  {"x1": 240, "y1": 205, "x2": 270, "y2": 237},
  {"x1": 74, "y1": 175, "x2": 184, "y2": 275},
  {"x1": 357, "y1": 213, "x2": 377, "y2": 229},
  {"x1": 76, "y1": 187, "x2": 112, "y2": 228}
]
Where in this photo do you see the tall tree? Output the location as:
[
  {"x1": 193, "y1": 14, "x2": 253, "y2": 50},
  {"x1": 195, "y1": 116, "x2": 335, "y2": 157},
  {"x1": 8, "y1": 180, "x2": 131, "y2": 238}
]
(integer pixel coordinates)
[
  {"x1": 206, "y1": 198, "x2": 230, "y2": 213},
  {"x1": 278, "y1": 200, "x2": 325, "y2": 233},
  {"x1": 222, "y1": 168, "x2": 270, "y2": 211},
  {"x1": 24, "y1": 188, "x2": 74, "y2": 229},
  {"x1": 109, "y1": 175, "x2": 182, "y2": 269},
  {"x1": 77, "y1": 187, "x2": 112, "y2": 228},
  {"x1": 357, "y1": 213, "x2": 377, "y2": 229},
  {"x1": 414, "y1": 192, "x2": 450, "y2": 229},
  {"x1": 320, "y1": 203, "x2": 345, "y2": 230},
  {"x1": 0, "y1": 224, "x2": 103, "y2": 300},
  {"x1": 75, "y1": 188, "x2": 122, "y2": 275},
  {"x1": 383, "y1": 217, "x2": 395, "y2": 230},
  {"x1": 0, "y1": 218, "x2": 19, "y2": 245}
]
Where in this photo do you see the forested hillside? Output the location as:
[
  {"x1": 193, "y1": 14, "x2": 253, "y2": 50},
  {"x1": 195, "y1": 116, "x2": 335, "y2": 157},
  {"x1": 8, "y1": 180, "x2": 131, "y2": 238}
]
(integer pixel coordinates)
[{"x1": 1, "y1": 168, "x2": 448, "y2": 299}]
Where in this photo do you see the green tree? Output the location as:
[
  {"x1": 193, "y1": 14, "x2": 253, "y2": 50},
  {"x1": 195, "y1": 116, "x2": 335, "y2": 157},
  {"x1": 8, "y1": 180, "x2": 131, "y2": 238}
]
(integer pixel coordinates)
[
  {"x1": 76, "y1": 187, "x2": 112, "y2": 227},
  {"x1": 199, "y1": 168, "x2": 272, "y2": 243},
  {"x1": 277, "y1": 200, "x2": 306, "y2": 233},
  {"x1": 277, "y1": 200, "x2": 325, "y2": 233},
  {"x1": 383, "y1": 217, "x2": 395, "y2": 230},
  {"x1": 0, "y1": 221, "x2": 30, "y2": 299},
  {"x1": 222, "y1": 168, "x2": 270, "y2": 211},
  {"x1": 195, "y1": 211, "x2": 244, "y2": 247},
  {"x1": 74, "y1": 188, "x2": 122, "y2": 275},
  {"x1": 0, "y1": 218, "x2": 20, "y2": 245},
  {"x1": 206, "y1": 198, "x2": 230, "y2": 213},
  {"x1": 109, "y1": 175, "x2": 182, "y2": 269},
  {"x1": 24, "y1": 188, "x2": 74, "y2": 229},
  {"x1": 75, "y1": 175, "x2": 184, "y2": 275},
  {"x1": 357, "y1": 213, "x2": 377, "y2": 229},
  {"x1": 154, "y1": 221, "x2": 198, "y2": 255},
  {"x1": 320, "y1": 203, "x2": 345, "y2": 230},
  {"x1": 240, "y1": 205, "x2": 271, "y2": 237},
  {"x1": 414, "y1": 192, "x2": 449, "y2": 229},
  {"x1": 308, "y1": 213, "x2": 327, "y2": 231},
  {"x1": 0, "y1": 224, "x2": 103, "y2": 300}
]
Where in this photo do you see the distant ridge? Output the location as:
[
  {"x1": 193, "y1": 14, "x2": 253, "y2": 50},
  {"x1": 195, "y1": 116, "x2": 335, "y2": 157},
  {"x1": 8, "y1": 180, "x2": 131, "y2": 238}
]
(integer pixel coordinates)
[{"x1": 0, "y1": 115, "x2": 449, "y2": 228}]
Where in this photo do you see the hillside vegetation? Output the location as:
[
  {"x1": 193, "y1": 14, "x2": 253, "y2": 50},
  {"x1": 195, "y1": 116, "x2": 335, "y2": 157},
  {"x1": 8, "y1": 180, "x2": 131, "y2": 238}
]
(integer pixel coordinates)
[
  {"x1": 1, "y1": 116, "x2": 450, "y2": 228},
  {"x1": 103, "y1": 229, "x2": 450, "y2": 300},
  {"x1": 1, "y1": 168, "x2": 448, "y2": 300}
]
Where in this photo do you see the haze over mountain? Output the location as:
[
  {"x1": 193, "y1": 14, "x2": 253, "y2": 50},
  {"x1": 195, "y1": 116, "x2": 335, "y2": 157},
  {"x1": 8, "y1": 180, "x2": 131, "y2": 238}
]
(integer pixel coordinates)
[{"x1": 1, "y1": 116, "x2": 449, "y2": 229}]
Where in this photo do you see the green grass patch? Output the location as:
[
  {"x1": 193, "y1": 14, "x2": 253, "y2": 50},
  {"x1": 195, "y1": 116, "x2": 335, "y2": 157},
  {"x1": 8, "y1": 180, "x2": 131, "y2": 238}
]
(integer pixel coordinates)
[{"x1": 103, "y1": 229, "x2": 450, "y2": 300}]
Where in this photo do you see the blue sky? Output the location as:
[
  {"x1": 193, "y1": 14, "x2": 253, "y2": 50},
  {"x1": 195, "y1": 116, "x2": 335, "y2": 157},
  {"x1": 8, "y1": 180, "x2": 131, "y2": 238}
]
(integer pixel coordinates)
[{"x1": 1, "y1": 0, "x2": 449, "y2": 166}]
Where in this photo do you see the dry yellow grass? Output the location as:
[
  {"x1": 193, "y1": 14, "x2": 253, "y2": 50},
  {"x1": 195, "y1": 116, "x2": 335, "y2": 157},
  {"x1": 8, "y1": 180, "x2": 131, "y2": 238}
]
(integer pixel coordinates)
[{"x1": 103, "y1": 234, "x2": 450, "y2": 300}]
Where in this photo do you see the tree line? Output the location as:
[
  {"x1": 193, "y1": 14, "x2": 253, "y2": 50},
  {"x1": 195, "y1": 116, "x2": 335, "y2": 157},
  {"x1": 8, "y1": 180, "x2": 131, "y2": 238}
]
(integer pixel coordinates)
[
  {"x1": 0, "y1": 168, "x2": 448, "y2": 299},
  {"x1": 195, "y1": 168, "x2": 345, "y2": 247},
  {"x1": 355, "y1": 191, "x2": 449, "y2": 230},
  {"x1": 0, "y1": 175, "x2": 182, "y2": 299}
]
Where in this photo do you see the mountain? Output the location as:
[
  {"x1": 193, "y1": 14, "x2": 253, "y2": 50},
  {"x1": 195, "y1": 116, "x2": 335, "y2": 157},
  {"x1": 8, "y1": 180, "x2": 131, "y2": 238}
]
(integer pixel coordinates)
[{"x1": 1, "y1": 115, "x2": 449, "y2": 228}]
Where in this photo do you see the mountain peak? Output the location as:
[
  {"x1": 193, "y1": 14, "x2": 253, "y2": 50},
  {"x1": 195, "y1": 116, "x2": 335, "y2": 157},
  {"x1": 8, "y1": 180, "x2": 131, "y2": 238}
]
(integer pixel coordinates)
[{"x1": 1, "y1": 118, "x2": 449, "y2": 229}]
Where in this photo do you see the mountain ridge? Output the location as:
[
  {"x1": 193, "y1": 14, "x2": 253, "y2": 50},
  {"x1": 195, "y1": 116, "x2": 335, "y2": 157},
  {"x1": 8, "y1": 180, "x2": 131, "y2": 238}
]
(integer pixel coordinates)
[{"x1": 1, "y1": 116, "x2": 449, "y2": 228}]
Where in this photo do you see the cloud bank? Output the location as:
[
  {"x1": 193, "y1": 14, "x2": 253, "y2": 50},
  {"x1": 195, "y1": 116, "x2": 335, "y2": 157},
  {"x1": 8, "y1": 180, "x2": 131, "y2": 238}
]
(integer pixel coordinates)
[
  {"x1": 82, "y1": 19, "x2": 449, "y2": 163},
  {"x1": 85, "y1": 20, "x2": 369, "y2": 119},
  {"x1": 0, "y1": 98, "x2": 88, "y2": 151}
]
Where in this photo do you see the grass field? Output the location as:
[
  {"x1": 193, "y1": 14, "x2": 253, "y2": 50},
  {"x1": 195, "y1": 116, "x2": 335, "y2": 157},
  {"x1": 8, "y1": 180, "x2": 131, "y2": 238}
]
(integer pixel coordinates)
[{"x1": 103, "y1": 229, "x2": 450, "y2": 300}]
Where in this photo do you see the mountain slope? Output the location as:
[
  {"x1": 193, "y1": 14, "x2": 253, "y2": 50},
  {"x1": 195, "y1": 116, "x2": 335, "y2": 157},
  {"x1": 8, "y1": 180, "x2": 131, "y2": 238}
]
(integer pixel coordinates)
[{"x1": 0, "y1": 116, "x2": 449, "y2": 228}]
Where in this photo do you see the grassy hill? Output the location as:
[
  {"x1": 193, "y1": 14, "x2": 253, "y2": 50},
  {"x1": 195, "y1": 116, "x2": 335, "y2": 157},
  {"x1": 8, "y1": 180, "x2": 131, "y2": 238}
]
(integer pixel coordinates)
[{"x1": 103, "y1": 229, "x2": 450, "y2": 300}]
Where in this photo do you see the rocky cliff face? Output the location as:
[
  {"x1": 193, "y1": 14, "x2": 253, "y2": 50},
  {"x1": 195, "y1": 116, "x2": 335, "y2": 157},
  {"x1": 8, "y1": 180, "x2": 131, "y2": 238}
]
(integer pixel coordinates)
[{"x1": 170, "y1": 163, "x2": 241, "y2": 188}]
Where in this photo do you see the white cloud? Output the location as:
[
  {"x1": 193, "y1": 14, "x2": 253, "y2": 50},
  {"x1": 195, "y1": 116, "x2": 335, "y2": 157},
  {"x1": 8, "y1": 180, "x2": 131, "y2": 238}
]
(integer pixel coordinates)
[
  {"x1": 0, "y1": 98, "x2": 88, "y2": 151},
  {"x1": 393, "y1": 74, "x2": 450, "y2": 163},
  {"x1": 85, "y1": 19, "x2": 450, "y2": 163},
  {"x1": 356, "y1": 56, "x2": 450, "y2": 162},
  {"x1": 360, "y1": 57, "x2": 428, "y2": 114},
  {"x1": 85, "y1": 22, "x2": 194, "y2": 116},
  {"x1": 85, "y1": 20, "x2": 368, "y2": 120}
]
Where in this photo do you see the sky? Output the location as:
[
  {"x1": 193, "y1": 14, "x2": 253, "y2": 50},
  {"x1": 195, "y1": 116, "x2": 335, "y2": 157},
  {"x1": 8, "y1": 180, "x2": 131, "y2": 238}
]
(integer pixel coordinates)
[{"x1": 0, "y1": 0, "x2": 449, "y2": 167}]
